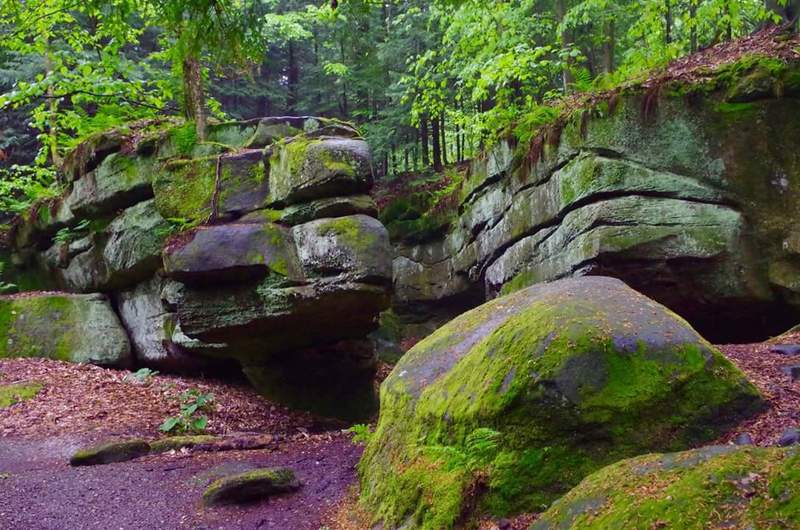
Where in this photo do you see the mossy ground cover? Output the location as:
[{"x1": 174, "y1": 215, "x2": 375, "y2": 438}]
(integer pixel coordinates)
[{"x1": 0, "y1": 382, "x2": 42, "y2": 408}]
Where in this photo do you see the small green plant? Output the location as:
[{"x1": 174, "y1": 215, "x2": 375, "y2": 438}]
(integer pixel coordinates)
[
  {"x1": 0, "y1": 263, "x2": 17, "y2": 294},
  {"x1": 53, "y1": 219, "x2": 92, "y2": 244},
  {"x1": 159, "y1": 388, "x2": 215, "y2": 434},
  {"x1": 422, "y1": 428, "x2": 502, "y2": 472},
  {"x1": 154, "y1": 216, "x2": 196, "y2": 239},
  {"x1": 347, "y1": 423, "x2": 373, "y2": 445},
  {"x1": 123, "y1": 367, "x2": 159, "y2": 385}
]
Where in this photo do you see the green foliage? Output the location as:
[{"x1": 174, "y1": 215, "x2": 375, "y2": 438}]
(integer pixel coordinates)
[
  {"x1": 159, "y1": 388, "x2": 215, "y2": 434},
  {"x1": 0, "y1": 165, "x2": 60, "y2": 213},
  {"x1": 53, "y1": 219, "x2": 91, "y2": 244},
  {"x1": 0, "y1": 263, "x2": 17, "y2": 294},
  {"x1": 347, "y1": 423, "x2": 373, "y2": 445},
  {"x1": 123, "y1": 367, "x2": 159, "y2": 385}
]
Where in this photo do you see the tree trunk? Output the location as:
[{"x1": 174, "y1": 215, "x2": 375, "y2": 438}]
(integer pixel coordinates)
[
  {"x1": 664, "y1": 0, "x2": 673, "y2": 44},
  {"x1": 440, "y1": 114, "x2": 448, "y2": 166},
  {"x1": 602, "y1": 20, "x2": 615, "y2": 73},
  {"x1": 766, "y1": 0, "x2": 798, "y2": 30},
  {"x1": 287, "y1": 42, "x2": 299, "y2": 114},
  {"x1": 420, "y1": 116, "x2": 430, "y2": 167},
  {"x1": 182, "y1": 54, "x2": 207, "y2": 141},
  {"x1": 431, "y1": 115, "x2": 442, "y2": 171},
  {"x1": 555, "y1": 0, "x2": 575, "y2": 91},
  {"x1": 43, "y1": 46, "x2": 62, "y2": 170}
]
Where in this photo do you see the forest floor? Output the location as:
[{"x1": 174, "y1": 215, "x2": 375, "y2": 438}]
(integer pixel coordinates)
[{"x1": 0, "y1": 335, "x2": 798, "y2": 530}]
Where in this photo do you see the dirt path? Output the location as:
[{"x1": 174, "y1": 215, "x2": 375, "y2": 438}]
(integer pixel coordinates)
[{"x1": 0, "y1": 433, "x2": 361, "y2": 530}]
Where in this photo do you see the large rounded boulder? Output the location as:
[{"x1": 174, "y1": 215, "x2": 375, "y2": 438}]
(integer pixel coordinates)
[
  {"x1": 359, "y1": 276, "x2": 763, "y2": 529},
  {"x1": 531, "y1": 445, "x2": 799, "y2": 529}
]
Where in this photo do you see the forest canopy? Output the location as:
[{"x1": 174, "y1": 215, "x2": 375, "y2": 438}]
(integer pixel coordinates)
[{"x1": 0, "y1": 0, "x2": 795, "y2": 213}]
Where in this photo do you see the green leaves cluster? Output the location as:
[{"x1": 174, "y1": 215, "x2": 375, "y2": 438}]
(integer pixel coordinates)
[{"x1": 159, "y1": 388, "x2": 215, "y2": 434}]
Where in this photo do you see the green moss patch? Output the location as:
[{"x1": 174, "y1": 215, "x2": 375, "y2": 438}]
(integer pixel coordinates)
[
  {"x1": 532, "y1": 446, "x2": 800, "y2": 529},
  {"x1": 0, "y1": 382, "x2": 42, "y2": 408}
]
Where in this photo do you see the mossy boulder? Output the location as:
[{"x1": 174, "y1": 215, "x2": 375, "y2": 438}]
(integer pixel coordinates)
[
  {"x1": 531, "y1": 445, "x2": 800, "y2": 529},
  {"x1": 202, "y1": 467, "x2": 301, "y2": 505},
  {"x1": 268, "y1": 137, "x2": 372, "y2": 206},
  {"x1": 163, "y1": 222, "x2": 300, "y2": 284},
  {"x1": 0, "y1": 293, "x2": 131, "y2": 366},
  {"x1": 69, "y1": 439, "x2": 151, "y2": 466},
  {"x1": 216, "y1": 149, "x2": 270, "y2": 217},
  {"x1": 66, "y1": 152, "x2": 154, "y2": 218},
  {"x1": 292, "y1": 214, "x2": 392, "y2": 283},
  {"x1": 278, "y1": 194, "x2": 378, "y2": 225},
  {"x1": 359, "y1": 276, "x2": 762, "y2": 529}
]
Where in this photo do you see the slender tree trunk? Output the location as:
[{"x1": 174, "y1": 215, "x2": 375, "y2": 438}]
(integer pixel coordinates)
[
  {"x1": 665, "y1": 0, "x2": 673, "y2": 44},
  {"x1": 182, "y1": 54, "x2": 207, "y2": 141},
  {"x1": 287, "y1": 42, "x2": 299, "y2": 114},
  {"x1": 440, "y1": 114, "x2": 448, "y2": 166},
  {"x1": 420, "y1": 116, "x2": 430, "y2": 167},
  {"x1": 602, "y1": 20, "x2": 615, "y2": 73},
  {"x1": 688, "y1": 1, "x2": 698, "y2": 52},
  {"x1": 43, "y1": 45, "x2": 62, "y2": 170},
  {"x1": 431, "y1": 115, "x2": 442, "y2": 171},
  {"x1": 555, "y1": 0, "x2": 575, "y2": 91}
]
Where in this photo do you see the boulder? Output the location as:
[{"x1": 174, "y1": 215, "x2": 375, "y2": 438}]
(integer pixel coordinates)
[
  {"x1": 163, "y1": 222, "x2": 300, "y2": 284},
  {"x1": 102, "y1": 199, "x2": 170, "y2": 289},
  {"x1": 359, "y1": 277, "x2": 762, "y2": 529},
  {"x1": 216, "y1": 149, "x2": 270, "y2": 217},
  {"x1": 268, "y1": 137, "x2": 372, "y2": 206},
  {"x1": 292, "y1": 215, "x2": 392, "y2": 283},
  {"x1": 531, "y1": 445, "x2": 799, "y2": 530},
  {"x1": 0, "y1": 292, "x2": 131, "y2": 366},
  {"x1": 202, "y1": 467, "x2": 301, "y2": 505},
  {"x1": 391, "y1": 81, "x2": 800, "y2": 342},
  {"x1": 116, "y1": 278, "x2": 212, "y2": 371},
  {"x1": 66, "y1": 152, "x2": 154, "y2": 218}
]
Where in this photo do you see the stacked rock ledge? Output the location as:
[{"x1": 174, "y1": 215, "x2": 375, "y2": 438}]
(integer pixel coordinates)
[{"x1": 1, "y1": 116, "x2": 392, "y2": 420}]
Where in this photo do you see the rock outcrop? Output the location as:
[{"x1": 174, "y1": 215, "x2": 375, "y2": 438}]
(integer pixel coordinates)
[
  {"x1": 3, "y1": 116, "x2": 392, "y2": 419},
  {"x1": 390, "y1": 58, "x2": 800, "y2": 342},
  {"x1": 0, "y1": 293, "x2": 131, "y2": 366},
  {"x1": 359, "y1": 277, "x2": 763, "y2": 529},
  {"x1": 531, "y1": 445, "x2": 799, "y2": 529}
]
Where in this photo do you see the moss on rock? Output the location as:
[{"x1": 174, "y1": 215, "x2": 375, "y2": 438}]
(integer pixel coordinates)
[
  {"x1": 202, "y1": 467, "x2": 301, "y2": 505},
  {"x1": 531, "y1": 445, "x2": 800, "y2": 529},
  {"x1": 70, "y1": 439, "x2": 151, "y2": 466},
  {"x1": 359, "y1": 277, "x2": 763, "y2": 529}
]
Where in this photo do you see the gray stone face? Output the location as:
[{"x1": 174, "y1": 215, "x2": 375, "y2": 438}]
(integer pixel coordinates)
[
  {"x1": 103, "y1": 200, "x2": 170, "y2": 289},
  {"x1": 116, "y1": 277, "x2": 210, "y2": 371},
  {"x1": 163, "y1": 222, "x2": 300, "y2": 284},
  {"x1": 391, "y1": 94, "x2": 800, "y2": 341}
]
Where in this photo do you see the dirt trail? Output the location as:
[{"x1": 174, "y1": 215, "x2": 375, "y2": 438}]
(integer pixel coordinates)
[{"x1": 0, "y1": 434, "x2": 360, "y2": 530}]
